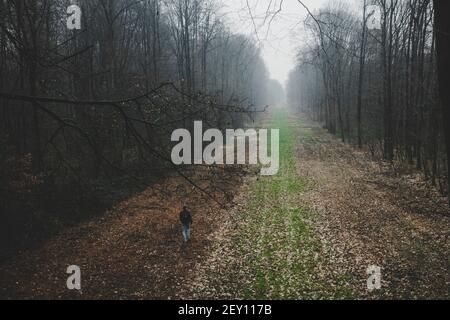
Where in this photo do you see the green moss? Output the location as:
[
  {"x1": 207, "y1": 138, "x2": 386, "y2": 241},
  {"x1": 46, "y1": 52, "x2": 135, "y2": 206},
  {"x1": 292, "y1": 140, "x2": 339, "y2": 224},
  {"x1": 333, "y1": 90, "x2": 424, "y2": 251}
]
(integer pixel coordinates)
[{"x1": 235, "y1": 110, "x2": 355, "y2": 300}]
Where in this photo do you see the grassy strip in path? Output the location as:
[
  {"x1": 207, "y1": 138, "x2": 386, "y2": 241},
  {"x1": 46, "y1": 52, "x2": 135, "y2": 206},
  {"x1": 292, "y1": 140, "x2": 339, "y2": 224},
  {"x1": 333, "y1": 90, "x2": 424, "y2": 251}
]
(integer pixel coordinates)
[{"x1": 234, "y1": 109, "x2": 354, "y2": 299}]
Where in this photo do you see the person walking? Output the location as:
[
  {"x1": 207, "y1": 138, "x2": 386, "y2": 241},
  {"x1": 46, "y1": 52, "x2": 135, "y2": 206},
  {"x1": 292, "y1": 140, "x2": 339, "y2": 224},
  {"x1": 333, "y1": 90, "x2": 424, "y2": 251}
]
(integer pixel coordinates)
[{"x1": 179, "y1": 206, "x2": 193, "y2": 243}]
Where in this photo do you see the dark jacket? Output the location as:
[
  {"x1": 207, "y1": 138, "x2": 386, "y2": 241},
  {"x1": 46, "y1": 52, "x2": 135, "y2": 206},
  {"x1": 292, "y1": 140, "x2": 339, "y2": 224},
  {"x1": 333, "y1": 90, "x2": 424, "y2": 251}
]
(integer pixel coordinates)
[{"x1": 180, "y1": 209, "x2": 192, "y2": 226}]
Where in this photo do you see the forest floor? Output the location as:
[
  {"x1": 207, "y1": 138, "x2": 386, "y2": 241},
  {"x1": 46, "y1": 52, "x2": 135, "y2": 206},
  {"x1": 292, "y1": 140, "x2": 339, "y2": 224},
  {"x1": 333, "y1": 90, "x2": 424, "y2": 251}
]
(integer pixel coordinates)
[{"x1": 0, "y1": 109, "x2": 449, "y2": 300}]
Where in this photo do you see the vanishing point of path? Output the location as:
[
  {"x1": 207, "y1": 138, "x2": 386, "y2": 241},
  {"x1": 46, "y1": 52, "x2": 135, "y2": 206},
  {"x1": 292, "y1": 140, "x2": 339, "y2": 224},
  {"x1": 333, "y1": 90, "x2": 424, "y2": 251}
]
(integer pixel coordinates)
[
  {"x1": 1, "y1": 109, "x2": 449, "y2": 299},
  {"x1": 183, "y1": 110, "x2": 450, "y2": 300}
]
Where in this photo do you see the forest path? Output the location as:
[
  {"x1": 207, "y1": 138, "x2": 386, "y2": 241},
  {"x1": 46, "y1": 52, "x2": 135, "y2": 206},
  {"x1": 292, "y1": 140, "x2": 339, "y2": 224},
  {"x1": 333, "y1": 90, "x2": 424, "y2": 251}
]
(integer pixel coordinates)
[
  {"x1": 0, "y1": 109, "x2": 449, "y2": 300},
  {"x1": 182, "y1": 109, "x2": 450, "y2": 299},
  {"x1": 0, "y1": 171, "x2": 235, "y2": 299}
]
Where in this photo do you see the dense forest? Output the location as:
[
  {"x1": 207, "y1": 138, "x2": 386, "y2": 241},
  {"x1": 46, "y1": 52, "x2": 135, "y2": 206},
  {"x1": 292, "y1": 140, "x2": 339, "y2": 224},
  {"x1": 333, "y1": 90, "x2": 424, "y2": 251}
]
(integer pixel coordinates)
[
  {"x1": 0, "y1": 0, "x2": 284, "y2": 257},
  {"x1": 287, "y1": 0, "x2": 450, "y2": 199},
  {"x1": 0, "y1": 0, "x2": 449, "y2": 301}
]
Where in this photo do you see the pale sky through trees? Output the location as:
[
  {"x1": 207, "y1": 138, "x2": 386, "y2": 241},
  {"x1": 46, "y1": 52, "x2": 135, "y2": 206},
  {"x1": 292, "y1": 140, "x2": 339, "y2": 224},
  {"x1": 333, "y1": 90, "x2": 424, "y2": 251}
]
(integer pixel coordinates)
[{"x1": 223, "y1": 0, "x2": 356, "y2": 88}]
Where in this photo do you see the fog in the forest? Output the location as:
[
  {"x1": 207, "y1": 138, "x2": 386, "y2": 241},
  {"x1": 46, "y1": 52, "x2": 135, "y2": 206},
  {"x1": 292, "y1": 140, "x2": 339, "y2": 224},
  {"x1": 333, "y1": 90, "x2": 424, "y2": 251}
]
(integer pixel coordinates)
[
  {"x1": 1, "y1": 0, "x2": 450, "y2": 301},
  {"x1": 223, "y1": 0, "x2": 356, "y2": 87}
]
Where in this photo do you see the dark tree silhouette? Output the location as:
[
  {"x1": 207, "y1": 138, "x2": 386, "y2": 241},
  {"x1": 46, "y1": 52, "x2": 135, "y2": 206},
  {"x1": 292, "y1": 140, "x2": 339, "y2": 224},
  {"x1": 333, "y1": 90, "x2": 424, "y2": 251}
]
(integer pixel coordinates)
[{"x1": 434, "y1": 0, "x2": 450, "y2": 206}]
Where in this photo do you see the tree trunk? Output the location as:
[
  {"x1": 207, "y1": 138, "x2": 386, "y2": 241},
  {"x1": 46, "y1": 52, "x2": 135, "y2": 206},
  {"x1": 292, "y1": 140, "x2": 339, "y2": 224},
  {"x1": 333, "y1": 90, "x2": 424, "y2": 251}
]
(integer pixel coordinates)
[
  {"x1": 357, "y1": 0, "x2": 368, "y2": 148},
  {"x1": 434, "y1": 0, "x2": 450, "y2": 206}
]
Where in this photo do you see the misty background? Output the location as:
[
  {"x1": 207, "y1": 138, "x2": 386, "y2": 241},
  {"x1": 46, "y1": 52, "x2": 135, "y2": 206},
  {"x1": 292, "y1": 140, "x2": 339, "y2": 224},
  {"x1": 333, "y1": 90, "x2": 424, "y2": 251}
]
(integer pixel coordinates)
[{"x1": 224, "y1": 0, "x2": 355, "y2": 87}]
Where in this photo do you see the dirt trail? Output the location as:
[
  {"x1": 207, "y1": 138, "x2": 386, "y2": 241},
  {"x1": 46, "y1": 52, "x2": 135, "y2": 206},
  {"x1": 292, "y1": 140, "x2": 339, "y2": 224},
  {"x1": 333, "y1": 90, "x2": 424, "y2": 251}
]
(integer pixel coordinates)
[
  {"x1": 182, "y1": 111, "x2": 450, "y2": 299},
  {"x1": 294, "y1": 116, "x2": 450, "y2": 299},
  {"x1": 1, "y1": 111, "x2": 449, "y2": 300},
  {"x1": 0, "y1": 172, "x2": 235, "y2": 300}
]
